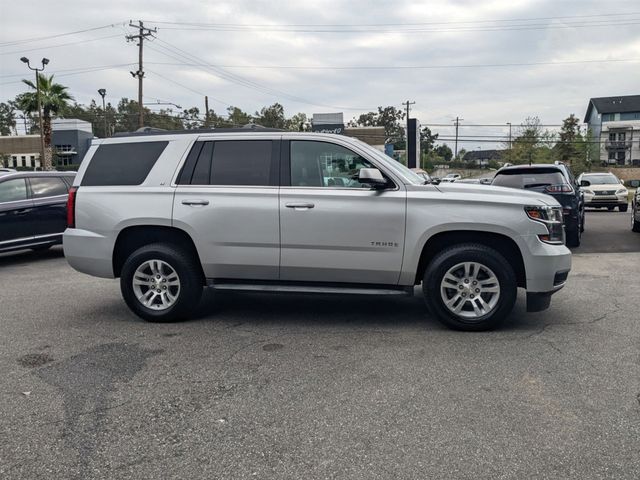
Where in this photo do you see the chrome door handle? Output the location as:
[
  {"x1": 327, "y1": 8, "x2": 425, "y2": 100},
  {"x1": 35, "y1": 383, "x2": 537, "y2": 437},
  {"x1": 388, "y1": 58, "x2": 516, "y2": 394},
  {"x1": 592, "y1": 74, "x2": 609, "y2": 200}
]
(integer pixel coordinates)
[
  {"x1": 182, "y1": 199, "x2": 209, "y2": 206},
  {"x1": 285, "y1": 202, "x2": 314, "y2": 209}
]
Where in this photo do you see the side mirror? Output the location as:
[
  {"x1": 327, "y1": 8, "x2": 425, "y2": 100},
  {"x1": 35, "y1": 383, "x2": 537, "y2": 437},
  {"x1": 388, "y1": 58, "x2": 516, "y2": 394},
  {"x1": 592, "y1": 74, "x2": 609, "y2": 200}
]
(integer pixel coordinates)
[
  {"x1": 358, "y1": 168, "x2": 388, "y2": 188},
  {"x1": 580, "y1": 180, "x2": 591, "y2": 187}
]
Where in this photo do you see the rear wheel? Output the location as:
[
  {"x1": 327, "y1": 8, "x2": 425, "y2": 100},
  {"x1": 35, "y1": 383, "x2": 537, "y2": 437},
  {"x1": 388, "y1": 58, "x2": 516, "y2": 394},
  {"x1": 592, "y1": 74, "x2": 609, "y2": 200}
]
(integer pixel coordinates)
[
  {"x1": 422, "y1": 244, "x2": 517, "y2": 331},
  {"x1": 120, "y1": 243, "x2": 203, "y2": 322},
  {"x1": 619, "y1": 204, "x2": 628, "y2": 212}
]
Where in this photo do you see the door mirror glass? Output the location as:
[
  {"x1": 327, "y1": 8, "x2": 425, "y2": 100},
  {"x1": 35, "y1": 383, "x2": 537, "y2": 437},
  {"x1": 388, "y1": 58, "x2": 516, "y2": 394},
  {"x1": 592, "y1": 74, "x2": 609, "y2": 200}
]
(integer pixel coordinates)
[{"x1": 580, "y1": 180, "x2": 591, "y2": 187}]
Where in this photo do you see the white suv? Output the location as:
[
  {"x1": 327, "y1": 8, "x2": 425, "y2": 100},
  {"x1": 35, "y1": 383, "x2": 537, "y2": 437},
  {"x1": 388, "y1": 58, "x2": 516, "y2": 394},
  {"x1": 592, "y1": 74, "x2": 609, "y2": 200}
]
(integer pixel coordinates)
[{"x1": 64, "y1": 130, "x2": 571, "y2": 331}]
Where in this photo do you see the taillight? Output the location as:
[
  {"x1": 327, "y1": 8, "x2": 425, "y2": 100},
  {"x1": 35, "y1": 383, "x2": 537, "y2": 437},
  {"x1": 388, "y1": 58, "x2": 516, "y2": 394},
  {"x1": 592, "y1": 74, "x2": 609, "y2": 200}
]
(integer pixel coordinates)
[
  {"x1": 66, "y1": 186, "x2": 77, "y2": 228},
  {"x1": 545, "y1": 184, "x2": 574, "y2": 194}
]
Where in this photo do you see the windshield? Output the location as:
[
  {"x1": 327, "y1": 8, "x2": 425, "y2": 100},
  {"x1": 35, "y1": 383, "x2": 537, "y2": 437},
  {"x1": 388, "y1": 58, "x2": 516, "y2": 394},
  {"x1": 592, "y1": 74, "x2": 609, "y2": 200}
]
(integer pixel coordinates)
[
  {"x1": 582, "y1": 175, "x2": 620, "y2": 185},
  {"x1": 351, "y1": 139, "x2": 426, "y2": 185}
]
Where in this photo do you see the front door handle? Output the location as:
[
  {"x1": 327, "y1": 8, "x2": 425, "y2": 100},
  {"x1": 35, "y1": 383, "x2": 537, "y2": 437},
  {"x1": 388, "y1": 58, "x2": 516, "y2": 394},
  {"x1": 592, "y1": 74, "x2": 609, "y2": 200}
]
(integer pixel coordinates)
[
  {"x1": 285, "y1": 202, "x2": 315, "y2": 210},
  {"x1": 14, "y1": 209, "x2": 31, "y2": 216},
  {"x1": 182, "y1": 199, "x2": 209, "y2": 206}
]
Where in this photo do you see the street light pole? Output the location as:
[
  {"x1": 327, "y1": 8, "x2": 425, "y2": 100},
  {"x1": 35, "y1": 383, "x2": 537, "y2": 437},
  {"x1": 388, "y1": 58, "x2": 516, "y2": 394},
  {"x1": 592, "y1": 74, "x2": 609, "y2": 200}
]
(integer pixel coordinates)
[
  {"x1": 98, "y1": 89, "x2": 107, "y2": 137},
  {"x1": 20, "y1": 57, "x2": 48, "y2": 170}
]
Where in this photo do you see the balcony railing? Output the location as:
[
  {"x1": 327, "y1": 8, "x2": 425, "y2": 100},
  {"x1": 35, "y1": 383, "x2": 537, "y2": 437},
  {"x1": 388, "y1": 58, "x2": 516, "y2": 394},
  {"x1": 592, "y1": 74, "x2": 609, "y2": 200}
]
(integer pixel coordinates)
[{"x1": 604, "y1": 140, "x2": 632, "y2": 150}]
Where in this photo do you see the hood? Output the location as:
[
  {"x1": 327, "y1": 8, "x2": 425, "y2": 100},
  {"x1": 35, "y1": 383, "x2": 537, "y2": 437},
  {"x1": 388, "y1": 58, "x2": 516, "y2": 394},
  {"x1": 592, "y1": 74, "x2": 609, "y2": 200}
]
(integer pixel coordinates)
[
  {"x1": 422, "y1": 182, "x2": 560, "y2": 207},
  {"x1": 587, "y1": 183, "x2": 625, "y2": 192}
]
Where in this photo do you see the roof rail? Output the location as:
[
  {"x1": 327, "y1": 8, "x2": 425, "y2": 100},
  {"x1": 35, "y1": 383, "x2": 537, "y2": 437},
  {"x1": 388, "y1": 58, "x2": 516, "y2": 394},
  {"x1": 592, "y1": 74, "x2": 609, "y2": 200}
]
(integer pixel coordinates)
[{"x1": 112, "y1": 124, "x2": 284, "y2": 138}]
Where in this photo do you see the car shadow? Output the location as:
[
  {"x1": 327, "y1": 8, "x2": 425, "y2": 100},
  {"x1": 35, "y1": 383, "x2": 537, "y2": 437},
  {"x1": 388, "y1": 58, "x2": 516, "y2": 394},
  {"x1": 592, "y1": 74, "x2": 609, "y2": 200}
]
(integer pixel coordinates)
[{"x1": 0, "y1": 245, "x2": 65, "y2": 267}]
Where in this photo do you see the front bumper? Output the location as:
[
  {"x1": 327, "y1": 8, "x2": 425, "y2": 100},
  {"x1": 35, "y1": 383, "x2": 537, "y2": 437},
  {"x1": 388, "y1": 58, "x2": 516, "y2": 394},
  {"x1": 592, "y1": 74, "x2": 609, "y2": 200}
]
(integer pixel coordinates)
[{"x1": 584, "y1": 193, "x2": 627, "y2": 207}]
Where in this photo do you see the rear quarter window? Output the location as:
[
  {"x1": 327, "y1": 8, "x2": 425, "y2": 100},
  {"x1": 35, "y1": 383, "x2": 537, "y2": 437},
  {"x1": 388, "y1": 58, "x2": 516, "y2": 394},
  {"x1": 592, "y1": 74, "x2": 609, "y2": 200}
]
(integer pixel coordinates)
[{"x1": 81, "y1": 141, "x2": 168, "y2": 186}]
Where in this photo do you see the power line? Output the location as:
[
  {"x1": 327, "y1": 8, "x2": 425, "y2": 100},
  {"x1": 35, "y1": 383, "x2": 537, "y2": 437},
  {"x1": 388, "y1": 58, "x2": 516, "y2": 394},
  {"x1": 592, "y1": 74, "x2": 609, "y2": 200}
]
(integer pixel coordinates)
[
  {"x1": 144, "y1": 57, "x2": 640, "y2": 70},
  {"x1": 146, "y1": 17, "x2": 640, "y2": 34},
  {"x1": 147, "y1": 38, "x2": 375, "y2": 111},
  {"x1": 0, "y1": 23, "x2": 123, "y2": 47},
  {"x1": 143, "y1": 11, "x2": 640, "y2": 28},
  {"x1": 0, "y1": 63, "x2": 136, "y2": 86},
  {"x1": 0, "y1": 34, "x2": 122, "y2": 56}
]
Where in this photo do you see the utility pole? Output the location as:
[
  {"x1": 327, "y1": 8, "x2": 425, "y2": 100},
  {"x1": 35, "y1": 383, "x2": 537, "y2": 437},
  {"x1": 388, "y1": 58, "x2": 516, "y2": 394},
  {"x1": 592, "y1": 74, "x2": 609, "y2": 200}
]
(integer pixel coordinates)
[
  {"x1": 204, "y1": 95, "x2": 210, "y2": 128},
  {"x1": 402, "y1": 100, "x2": 415, "y2": 145},
  {"x1": 454, "y1": 116, "x2": 464, "y2": 159},
  {"x1": 126, "y1": 21, "x2": 156, "y2": 129}
]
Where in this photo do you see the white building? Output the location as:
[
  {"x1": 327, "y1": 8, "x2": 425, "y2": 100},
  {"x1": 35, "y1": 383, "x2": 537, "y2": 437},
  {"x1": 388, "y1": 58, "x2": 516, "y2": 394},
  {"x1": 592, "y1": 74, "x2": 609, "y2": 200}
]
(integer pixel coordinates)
[{"x1": 584, "y1": 95, "x2": 640, "y2": 166}]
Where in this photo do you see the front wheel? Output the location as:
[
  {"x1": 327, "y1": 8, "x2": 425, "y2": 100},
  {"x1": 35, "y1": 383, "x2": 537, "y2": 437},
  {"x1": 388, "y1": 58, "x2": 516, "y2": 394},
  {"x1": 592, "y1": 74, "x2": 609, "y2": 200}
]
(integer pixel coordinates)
[
  {"x1": 422, "y1": 244, "x2": 517, "y2": 331},
  {"x1": 120, "y1": 243, "x2": 203, "y2": 322},
  {"x1": 632, "y1": 209, "x2": 640, "y2": 233},
  {"x1": 619, "y1": 204, "x2": 628, "y2": 213}
]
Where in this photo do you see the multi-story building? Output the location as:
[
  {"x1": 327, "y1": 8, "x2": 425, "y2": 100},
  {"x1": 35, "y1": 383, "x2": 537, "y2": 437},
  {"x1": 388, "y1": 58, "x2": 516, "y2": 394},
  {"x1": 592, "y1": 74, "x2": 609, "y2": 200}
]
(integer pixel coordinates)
[
  {"x1": 584, "y1": 95, "x2": 640, "y2": 166},
  {"x1": 0, "y1": 118, "x2": 93, "y2": 168}
]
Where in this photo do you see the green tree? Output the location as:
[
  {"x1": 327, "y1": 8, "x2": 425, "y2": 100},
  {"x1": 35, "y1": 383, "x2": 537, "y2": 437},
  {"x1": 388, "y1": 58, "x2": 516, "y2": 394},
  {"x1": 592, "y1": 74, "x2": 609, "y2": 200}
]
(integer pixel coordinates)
[
  {"x1": 507, "y1": 116, "x2": 553, "y2": 165},
  {"x1": 349, "y1": 106, "x2": 406, "y2": 144},
  {"x1": 255, "y1": 103, "x2": 286, "y2": 129},
  {"x1": 420, "y1": 126, "x2": 438, "y2": 153},
  {"x1": 0, "y1": 102, "x2": 16, "y2": 135},
  {"x1": 15, "y1": 73, "x2": 73, "y2": 169},
  {"x1": 434, "y1": 144, "x2": 453, "y2": 161},
  {"x1": 286, "y1": 112, "x2": 309, "y2": 131},
  {"x1": 226, "y1": 106, "x2": 253, "y2": 126}
]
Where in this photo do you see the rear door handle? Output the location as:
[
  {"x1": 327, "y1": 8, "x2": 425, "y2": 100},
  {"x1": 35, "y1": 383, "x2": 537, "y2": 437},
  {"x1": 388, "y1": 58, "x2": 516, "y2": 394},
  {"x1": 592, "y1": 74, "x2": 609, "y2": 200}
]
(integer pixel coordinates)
[
  {"x1": 285, "y1": 202, "x2": 315, "y2": 210},
  {"x1": 182, "y1": 199, "x2": 209, "y2": 206},
  {"x1": 14, "y1": 209, "x2": 31, "y2": 216}
]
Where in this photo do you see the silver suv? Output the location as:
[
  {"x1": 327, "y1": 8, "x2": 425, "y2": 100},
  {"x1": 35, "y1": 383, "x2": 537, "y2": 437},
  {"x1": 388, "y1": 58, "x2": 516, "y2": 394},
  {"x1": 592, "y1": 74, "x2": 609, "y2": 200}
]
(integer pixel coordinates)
[{"x1": 64, "y1": 130, "x2": 571, "y2": 331}]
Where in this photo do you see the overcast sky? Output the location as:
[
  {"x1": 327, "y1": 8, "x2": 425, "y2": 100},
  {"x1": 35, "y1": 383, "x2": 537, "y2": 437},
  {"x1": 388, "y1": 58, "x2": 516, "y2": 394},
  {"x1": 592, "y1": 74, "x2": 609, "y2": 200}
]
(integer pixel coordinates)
[{"x1": 1, "y1": 0, "x2": 639, "y2": 148}]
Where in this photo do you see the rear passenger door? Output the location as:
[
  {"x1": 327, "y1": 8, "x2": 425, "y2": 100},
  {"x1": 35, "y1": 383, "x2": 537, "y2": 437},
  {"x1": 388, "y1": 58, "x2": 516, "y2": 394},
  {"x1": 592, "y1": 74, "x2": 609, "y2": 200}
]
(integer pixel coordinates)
[
  {"x1": 172, "y1": 138, "x2": 281, "y2": 280},
  {"x1": 0, "y1": 177, "x2": 35, "y2": 247},
  {"x1": 28, "y1": 176, "x2": 71, "y2": 237}
]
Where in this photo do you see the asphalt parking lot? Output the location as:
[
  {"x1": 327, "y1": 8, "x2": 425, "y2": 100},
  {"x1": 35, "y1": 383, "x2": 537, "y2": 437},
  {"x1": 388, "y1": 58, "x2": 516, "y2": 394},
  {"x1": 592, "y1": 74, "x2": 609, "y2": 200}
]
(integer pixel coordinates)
[{"x1": 1, "y1": 211, "x2": 639, "y2": 479}]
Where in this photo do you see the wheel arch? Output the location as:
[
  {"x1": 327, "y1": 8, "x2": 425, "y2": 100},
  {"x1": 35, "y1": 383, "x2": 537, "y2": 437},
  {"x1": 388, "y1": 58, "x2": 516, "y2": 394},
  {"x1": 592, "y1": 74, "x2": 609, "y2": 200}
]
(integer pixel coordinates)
[
  {"x1": 112, "y1": 225, "x2": 205, "y2": 282},
  {"x1": 414, "y1": 230, "x2": 527, "y2": 288}
]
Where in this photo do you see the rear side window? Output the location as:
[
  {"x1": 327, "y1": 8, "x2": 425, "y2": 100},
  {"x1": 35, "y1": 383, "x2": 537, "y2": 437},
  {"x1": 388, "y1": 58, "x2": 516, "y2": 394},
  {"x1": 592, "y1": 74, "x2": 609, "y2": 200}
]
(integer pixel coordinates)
[
  {"x1": 492, "y1": 170, "x2": 565, "y2": 189},
  {"x1": 177, "y1": 140, "x2": 273, "y2": 186},
  {"x1": 0, "y1": 178, "x2": 27, "y2": 202},
  {"x1": 81, "y1": 141, "x2": 168, "y2": 186},
  {"x1": 29, "y1": 177, "x2": 69, "y2": 198}
]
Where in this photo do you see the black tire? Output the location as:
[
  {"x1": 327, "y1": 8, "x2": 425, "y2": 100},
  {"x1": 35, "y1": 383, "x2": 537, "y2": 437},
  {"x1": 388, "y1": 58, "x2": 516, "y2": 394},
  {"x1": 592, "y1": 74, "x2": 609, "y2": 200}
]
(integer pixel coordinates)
[
  {"x1": 120, "y1": 243, "x2": 203, "y2": 322},
  {"x1": 607, "y1": 206, "x2": 615, "y2": 211},
  {"x1": 422, "y1": 244, "x2": 517, "y2": 331},
  {"x1": 619, "y1": 204, "x2": 628, "y2": 213},
  {"x1": 580, "y1": 212, "x2": 585, "y2": 233}
]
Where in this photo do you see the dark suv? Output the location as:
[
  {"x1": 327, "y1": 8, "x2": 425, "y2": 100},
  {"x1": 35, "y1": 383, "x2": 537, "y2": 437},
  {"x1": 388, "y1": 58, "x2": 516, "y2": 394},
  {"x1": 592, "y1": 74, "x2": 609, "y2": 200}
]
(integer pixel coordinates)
[
  {"x1": 0, "y1": 171, "x2": 75, "y2": 253},
  {"x1": 492, "y1": 163, "x2": 584, "y2": 247}
]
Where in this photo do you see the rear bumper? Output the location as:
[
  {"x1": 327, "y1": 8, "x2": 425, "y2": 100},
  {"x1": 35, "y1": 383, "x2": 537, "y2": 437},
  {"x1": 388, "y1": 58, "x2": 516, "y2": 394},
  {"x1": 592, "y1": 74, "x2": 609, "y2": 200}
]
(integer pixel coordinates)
[{"x1": 63, "y1": 228, "x2": 115, "y2": 278}]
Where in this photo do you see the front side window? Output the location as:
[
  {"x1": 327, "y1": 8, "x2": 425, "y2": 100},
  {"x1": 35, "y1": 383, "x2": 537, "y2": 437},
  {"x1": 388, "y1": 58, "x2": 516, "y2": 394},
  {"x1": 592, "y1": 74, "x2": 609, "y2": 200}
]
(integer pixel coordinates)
[
  {"x1": 290, "y1": 141, "x2": 384, "y2": 188},
  {"x1": 29, "y1": 177, "x2": 69, "y2": 198},
  {"x1": 0, "y1": 178, "x2": 28, "y2": 203}
]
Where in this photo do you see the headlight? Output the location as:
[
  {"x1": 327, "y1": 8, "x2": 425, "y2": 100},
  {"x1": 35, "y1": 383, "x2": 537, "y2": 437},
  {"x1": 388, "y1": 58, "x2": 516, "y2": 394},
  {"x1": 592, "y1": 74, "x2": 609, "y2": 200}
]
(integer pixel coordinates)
[
  {"x1": 616, "y1": 188, "x2": 628, "y2": 195},
  {"x1": 583, "y1": 189, "x2": 594, "y2": 195},
  {"x1": 525, "y1": 205, "x2": 565, "y2": 245}
]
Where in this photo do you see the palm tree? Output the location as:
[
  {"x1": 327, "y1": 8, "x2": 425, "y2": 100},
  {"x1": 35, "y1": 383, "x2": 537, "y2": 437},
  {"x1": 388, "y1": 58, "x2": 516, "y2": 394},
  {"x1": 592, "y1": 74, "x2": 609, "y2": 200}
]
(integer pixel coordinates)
[{"x1": 16, "y1": 73, "x2": 73, "y2": 170}]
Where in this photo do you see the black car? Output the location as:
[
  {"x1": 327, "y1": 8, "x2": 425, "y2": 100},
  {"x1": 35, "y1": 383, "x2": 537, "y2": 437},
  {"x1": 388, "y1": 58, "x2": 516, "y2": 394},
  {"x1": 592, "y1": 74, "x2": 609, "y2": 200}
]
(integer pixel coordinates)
[
  {"x1": 491, "y1": 163, "x2": 585, "y2": 247},
  {"x1": 0, "y1": 171, "x2": 76, "y2": 253},
  {"x1": 632, "y1": 180, "x2": 640, "y2": 233}
]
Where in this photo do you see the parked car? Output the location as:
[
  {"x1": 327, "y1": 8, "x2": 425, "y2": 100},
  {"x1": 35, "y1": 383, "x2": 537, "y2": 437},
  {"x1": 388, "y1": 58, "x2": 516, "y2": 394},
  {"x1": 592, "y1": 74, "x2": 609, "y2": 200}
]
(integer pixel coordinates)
[
  {"x1": 410, "y1": 168, "x2": 431, "y2": 184},
  {"x1": 0, "y1": 171, "x2": 76, "y2": 253},
  {"x1": 440, "y1": 173, "x2": 461, "y2": 183},
  {"x1": 64, "y1": 130, "x2": 571, "y2": 331},
  {"x1": 631, "y1": 180, "x2": 640, "y2": 233},
  {"x1": 491, "y1": 163, "x2": 584, "y2": 247},
  {"x1": 576, "y1": 172, "x2": 628, "y2": 212}
]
